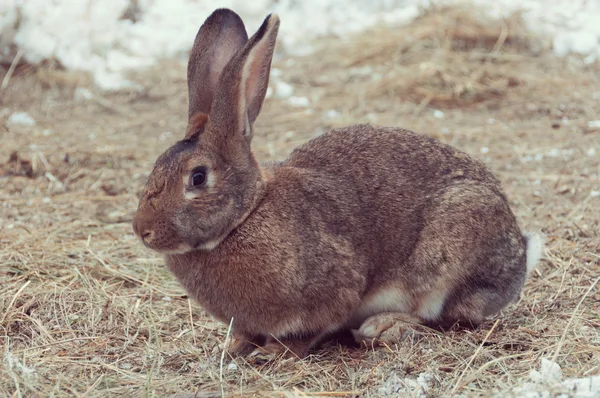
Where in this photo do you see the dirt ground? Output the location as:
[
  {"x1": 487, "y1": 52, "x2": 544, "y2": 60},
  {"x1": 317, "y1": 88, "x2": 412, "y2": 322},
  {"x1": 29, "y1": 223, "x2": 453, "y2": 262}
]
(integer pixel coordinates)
[{"x1": 1, "y1": 6, "x2": 599, "y2": 398}]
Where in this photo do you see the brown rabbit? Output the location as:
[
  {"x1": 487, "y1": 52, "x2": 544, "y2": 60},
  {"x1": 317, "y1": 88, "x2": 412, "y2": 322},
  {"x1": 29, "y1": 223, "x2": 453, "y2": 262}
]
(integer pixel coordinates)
[{"x1": 132, "y1": 8, "x2": 543, "y2": 358}]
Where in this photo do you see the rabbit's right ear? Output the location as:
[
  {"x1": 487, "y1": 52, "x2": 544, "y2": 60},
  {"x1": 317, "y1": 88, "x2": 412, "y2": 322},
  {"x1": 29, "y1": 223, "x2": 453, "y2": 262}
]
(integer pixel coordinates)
[{"x1": 187, "y1": 9, "x2": 248, "y2": 127}]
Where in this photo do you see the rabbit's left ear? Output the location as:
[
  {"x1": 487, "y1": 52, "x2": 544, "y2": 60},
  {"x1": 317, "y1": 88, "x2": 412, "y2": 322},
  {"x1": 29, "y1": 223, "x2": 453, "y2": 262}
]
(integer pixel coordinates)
[
  {"x1": 187, "y1": 9, "x2": 248, "y2": 122},
  {"x1": 210, "y1": 13, "x2": 280, "y2": 142}
]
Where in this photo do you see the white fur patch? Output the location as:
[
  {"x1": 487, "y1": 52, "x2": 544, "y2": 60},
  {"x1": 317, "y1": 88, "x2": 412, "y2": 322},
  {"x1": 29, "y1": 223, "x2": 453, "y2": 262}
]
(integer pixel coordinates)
[
  {"x1": 524, "y1": 232, "x2": 545, "y2": 274},
  {"x1": 416, "y1": 289, "x2": 447, "y2": 321},
  {"x1": 184, "y1": 190, "x2": 198, "y2": 200},
  {"x1": 349, "y1": 287, "x2": 412, "y2": 327},
  {"x1": 205, "y1": 171, "x2": 215, "y2": 188},
  {"x1": 197, "y1": 238, "x2": 222, "y2": 251}
]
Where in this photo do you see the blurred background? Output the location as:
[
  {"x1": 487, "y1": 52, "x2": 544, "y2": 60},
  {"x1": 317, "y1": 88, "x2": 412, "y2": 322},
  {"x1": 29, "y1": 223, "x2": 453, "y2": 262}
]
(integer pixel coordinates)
[
  {"x1": 1, "y1": 1, "x2": 599, "y2": 397},
  {"x1": 1, "y1": 0, "x2": 600, "y2": 89}
]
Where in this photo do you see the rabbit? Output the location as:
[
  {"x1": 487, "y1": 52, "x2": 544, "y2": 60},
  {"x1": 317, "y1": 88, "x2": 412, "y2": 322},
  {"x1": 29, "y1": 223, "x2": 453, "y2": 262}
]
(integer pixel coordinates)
[{"x1": 132, "y1": 8, "x2": 544, "y2": 358}]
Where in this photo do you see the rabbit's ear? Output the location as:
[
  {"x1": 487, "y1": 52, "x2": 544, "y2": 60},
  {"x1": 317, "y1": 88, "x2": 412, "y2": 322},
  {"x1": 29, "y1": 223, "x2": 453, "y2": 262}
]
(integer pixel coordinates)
[
  {"x1": 211, "y1": 13, "x2": 280, "y2": 142},
  {"x1": 187, "y1": 8, "x2": 248, "y2": 122}
]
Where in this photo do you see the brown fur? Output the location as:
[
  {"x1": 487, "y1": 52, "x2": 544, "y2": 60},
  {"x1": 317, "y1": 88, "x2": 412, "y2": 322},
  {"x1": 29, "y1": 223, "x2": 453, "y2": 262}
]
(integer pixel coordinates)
[{"x1": 133, "y1": 8, "x2": 539, "y2": 357}]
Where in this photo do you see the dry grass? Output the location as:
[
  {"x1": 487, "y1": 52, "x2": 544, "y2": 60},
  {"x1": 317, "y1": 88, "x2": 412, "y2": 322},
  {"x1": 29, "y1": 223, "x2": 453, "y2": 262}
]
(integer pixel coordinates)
[{"x1": 1, "y1": 5, "x2": 599, "y2": 397}]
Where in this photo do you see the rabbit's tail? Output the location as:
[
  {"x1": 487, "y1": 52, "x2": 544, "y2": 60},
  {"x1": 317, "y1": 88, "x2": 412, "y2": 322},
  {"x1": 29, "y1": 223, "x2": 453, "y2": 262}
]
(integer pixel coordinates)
[{"x1": 523, "y1": 232, "x2": 545, "y2": 275}]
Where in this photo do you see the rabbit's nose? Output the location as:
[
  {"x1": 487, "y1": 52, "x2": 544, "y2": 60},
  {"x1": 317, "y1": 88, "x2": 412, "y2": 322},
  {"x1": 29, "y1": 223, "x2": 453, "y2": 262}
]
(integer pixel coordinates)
[
  {"x1": 141, "y1": 230, "x2": 154, "y2": 244},
  {"x1": 133, "y1": 215, "x2": 154, "y2": 244}
]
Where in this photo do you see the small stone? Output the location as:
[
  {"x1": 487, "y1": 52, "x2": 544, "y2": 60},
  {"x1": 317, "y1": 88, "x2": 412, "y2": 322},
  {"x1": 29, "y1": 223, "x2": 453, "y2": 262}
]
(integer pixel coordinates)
[
  {"x1": 275, "y1": 81, "x2": 293, "y2": 98},
  {"x1": 7, "y1": 112, "x2": 36, "y2": 127},
  {"x1": 588, "y1": 120, "x2": 600, "y2": 129},
  {"x1": 227, "y1": 362, "x2": 238, "y2": 371},
  {"x1": 288, "y1": 96, "x2": 310, "y2": 107}
]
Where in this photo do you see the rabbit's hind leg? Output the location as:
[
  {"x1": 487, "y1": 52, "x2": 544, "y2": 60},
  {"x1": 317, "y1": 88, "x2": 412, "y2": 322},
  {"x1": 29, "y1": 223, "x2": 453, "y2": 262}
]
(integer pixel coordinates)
[
  {"x1": 435, "y1": 281, "x2": 518, "y2": 330},
  {"x1": 409, "y1": 182, "x2": 528, "y2": 329}
]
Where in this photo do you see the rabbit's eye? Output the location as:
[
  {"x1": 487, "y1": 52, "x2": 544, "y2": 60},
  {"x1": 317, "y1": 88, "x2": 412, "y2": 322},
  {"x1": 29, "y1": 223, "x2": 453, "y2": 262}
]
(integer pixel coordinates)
[{"x1": 189, "y1": 167, "x2": 207, "y2": 188}]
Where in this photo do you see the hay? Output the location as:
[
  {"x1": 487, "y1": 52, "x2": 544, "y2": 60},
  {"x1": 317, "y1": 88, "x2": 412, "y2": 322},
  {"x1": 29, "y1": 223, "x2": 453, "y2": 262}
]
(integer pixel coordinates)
[
  {"x1": 290, "y1": 6, "x2": 557, "y2": 113},
  {"x1": 1, "y1": 3, "x2": 599, "y2": 397}
]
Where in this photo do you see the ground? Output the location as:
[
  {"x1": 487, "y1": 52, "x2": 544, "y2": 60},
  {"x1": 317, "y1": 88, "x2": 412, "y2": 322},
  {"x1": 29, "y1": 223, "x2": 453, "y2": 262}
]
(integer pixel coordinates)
[{"x1": 1, "y1": 7, "x2": 599, "y2": 398}]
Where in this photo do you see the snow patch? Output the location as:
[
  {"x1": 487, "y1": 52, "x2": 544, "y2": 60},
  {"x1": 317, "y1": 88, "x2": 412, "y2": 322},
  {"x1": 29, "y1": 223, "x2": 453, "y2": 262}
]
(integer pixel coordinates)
[
  {"x1": 273, "y1": 80, "x2": 294, "y2": 99},
  {"x1": 1, "y1": 1, "x2": 600, "y2": 90},
  {"x1": 7, "y1": 111, "x2": 36, "y2": 127},
  {"x1": 501, "y1": 358, "x2": 600, "y2": 398},
  {"x1": 4, "y1": 349, "x2": 36, "y2": 377},
  {"x1": 0, "y1": 0, "x2": 427, "y2": 90},
  {"x1": 378, "y1": 371, "x2": 432, "y2": 397},
  {"x1": 288, "y1": 96, "x2": 310, "y2": 107}
]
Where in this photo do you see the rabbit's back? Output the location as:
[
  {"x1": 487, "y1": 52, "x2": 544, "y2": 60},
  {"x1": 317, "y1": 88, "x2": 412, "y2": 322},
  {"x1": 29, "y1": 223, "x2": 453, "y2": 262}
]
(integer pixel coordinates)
[
  {"x1": 283, "y1": 124, "x2": 508, "y2": 267},
  {"x1": 282, "y1": 125, "x2": 527, "y2": 326},
  {"x1": 285, "y1": 125, "x2": 499, "y2": 194}
]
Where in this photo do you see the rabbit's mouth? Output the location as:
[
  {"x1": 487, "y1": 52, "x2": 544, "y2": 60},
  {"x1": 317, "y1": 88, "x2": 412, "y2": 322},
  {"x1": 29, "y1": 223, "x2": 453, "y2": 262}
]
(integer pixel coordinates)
[{"x1": 144, "y1": 242, "x2": 193, "y2": 255}]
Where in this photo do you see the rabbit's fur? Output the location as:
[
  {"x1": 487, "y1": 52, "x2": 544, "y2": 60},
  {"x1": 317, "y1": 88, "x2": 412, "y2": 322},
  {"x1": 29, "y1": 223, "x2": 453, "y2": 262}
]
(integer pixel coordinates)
[{"x1": 133, "y1": 9, "x2": 543, "y2": 357}]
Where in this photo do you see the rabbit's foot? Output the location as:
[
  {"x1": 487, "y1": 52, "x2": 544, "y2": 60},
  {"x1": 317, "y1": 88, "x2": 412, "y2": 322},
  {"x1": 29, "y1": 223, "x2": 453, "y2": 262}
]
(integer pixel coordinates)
[
  {"x1": 352, "y1": 312, "x2": 424, "y2": 346},
  {"x1": 225, "y1": 333, "x2": 265, "y2": 357},
  {"x1": 250, "y1": 336, "x2": 311, "y2": 359}
]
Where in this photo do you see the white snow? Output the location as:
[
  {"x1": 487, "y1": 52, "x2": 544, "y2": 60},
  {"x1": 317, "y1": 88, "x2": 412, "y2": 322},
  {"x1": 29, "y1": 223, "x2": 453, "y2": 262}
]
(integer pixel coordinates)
[
  {"x1": 1, "y1": 0, "x2": 600, "y2": 90},
  {"x1": 4, "y1": 349, "x2": 36, "y2": 377},
  {"x1": 470, "y1": 0, "x2": 600, "y2": 59},
  {"x1": 158, "y1": 131, "x2": 173, "y2": 142},
  {"x1": 378, "y1": 371, "x2": 432, "y2": 397},
  {"x1": 0, "y1": 0, "x2": 428, "y2": 90},
  {"x1": 227, "y1": 362, "x2": 238, "y2": 371},
  {"x1": 325, "y1": 110, "x2": 341, "y2": 119},
  {"x1": 74, "y1": 87, "x2": 93, "y2": 102},
  {"x1": 7, "y1": 111, "x2": 36, "y2": 127},
  {"x1": 273, "y1": 80, "x2": 294, "y2": 99},
  {"x1": 500, "y1": 358, "x2": 600, "y2": 398},
  {"x1": 288, "y1": 96, "x2": 310, "y2": 107}
]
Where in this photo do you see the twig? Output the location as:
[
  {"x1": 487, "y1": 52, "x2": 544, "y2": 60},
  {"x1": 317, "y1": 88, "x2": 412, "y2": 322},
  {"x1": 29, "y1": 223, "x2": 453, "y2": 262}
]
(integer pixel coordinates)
[
  {"x1": 451, "y1": 319, "x2": 500, "y2": 394},
  {"x1": 455, "y1": 352, "x2": 528, "y2": 389},
  {"x1": 1, "y1": 280, "x2": 31, "y2": 324},
  {"x1": 1, "y1": 48, "x2": 23, "y2": 91},
  {"x1": 491, "y1": 20, "x2": 509, "y2": 54},
  {"x1": 551, "y1": 277, "x2": 600, "y2": 363},
  {"x1": 15, "y1": 336, "x2": 107, "y2": 353},
  {"x1": 220, "y1": 317, "x2": 234, "y2": 398},
  {"x1": 292, "y1": 389, "x2": 361, "y2": 397},
  {"x1": 90, "y1": 94, "x2": 131, "y2": 117},
  {"x1": 188, "y1": 299, "x2": 197, "y2": 346},
  {"x1": 81, "y1": 374, "x2": 104, "y2": 396}
]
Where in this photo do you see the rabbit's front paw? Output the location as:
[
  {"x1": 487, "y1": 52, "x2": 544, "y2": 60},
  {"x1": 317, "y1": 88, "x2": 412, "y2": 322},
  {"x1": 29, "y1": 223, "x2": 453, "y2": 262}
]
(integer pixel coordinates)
[
  {"x1": 250, "y1": 337, "x2": 310, "y2": 360},
  {"x1": 225, "y1": 333, "x2": 265, "y2": 357},
  {"x1": 352, "y1": 312, "x2": 424, "y2": 346}
]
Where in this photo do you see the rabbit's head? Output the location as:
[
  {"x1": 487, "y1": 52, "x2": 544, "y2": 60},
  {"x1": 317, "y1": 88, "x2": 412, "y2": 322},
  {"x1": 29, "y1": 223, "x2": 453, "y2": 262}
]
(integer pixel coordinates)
[{"x1": 133, "y1": 9, "x2": 279, "y2": 253}]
